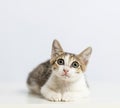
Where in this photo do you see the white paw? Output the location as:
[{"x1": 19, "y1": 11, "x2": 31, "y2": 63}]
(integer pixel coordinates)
[
  {"x1": 41, "y1": 86, "x2": 62, "y2": 102},
  {"x1": 41, "y1": 88, "x2": 61, "y2": 101},
  {"x1": 62, "y1": 92, "x2": 75, "y2": 102},
  {"x1": 45, "y1": 92, "x2": 61, "y2": 102}
]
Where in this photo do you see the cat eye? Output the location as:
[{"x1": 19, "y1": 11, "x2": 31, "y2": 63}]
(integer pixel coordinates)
[
  {"x1": 71, "y1": 61, "x2": 79, "y2": 68},
  {"x1": 57, "y1": 59, "x2": 64, "y2": 65}
]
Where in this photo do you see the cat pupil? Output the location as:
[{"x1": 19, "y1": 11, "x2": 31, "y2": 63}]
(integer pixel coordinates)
[{"x1": 74, "y1": 64, "x2": 77, "y2": 66}]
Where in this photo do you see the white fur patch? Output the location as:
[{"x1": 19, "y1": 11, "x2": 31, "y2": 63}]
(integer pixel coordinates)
[{"x1": 40, "y1": 72, "x2": 89, "y2": 101}]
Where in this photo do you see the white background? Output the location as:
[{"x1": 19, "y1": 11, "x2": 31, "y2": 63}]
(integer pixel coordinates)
[{"x1": 0, "y1": 0, "x2": 120, "y2": 105}]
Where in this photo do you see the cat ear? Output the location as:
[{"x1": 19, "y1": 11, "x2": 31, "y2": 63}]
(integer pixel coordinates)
[
  {"x1": 51, "y1": 39, "x2": 64, "y2": 58},
  {"x1": 78, "y1": 47, "x2": 92, "y2": 71}
]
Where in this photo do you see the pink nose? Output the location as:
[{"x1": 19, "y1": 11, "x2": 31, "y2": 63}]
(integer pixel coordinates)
[{"x1": 63, "y1": 69, "x2": 69, "y2": 75}]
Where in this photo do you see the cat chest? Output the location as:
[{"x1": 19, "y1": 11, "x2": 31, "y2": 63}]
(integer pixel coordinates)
[{"x1": 53, "y1": 81, "x2": 82, "y2": 93}]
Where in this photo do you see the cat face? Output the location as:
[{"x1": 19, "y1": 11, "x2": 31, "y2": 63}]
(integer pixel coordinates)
[
  {"x1": 51, "y1": 53, "x2": 83, "y2": 81},
  {"x1": 50, "y1": 40, "x2": 92, "y2": 82}
]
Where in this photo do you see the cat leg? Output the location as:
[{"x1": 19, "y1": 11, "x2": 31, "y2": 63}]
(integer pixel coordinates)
[
  {"x1": 41, "y1": 85, "x2": 62, "y2": 102},
  {"x1": 62, "y1": 90, "x2": 90, "y2": 102},
  {"x1": 62, "y1": 92, "x2": 76, "y2": 102}
]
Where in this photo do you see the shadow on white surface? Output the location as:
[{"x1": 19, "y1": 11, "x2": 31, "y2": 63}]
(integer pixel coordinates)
[{"x1": 0, "y1": 82, "x2": 120, "y2": 105}]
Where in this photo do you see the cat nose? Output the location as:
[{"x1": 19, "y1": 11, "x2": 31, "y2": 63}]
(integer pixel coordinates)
[{"x1": 63, "y1": 69, "x2": 69, "y2": 74}]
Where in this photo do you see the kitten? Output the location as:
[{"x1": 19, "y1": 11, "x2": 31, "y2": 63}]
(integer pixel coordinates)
[{"x1": 27, "y1": 40, "x2": 92, "y2": 102}]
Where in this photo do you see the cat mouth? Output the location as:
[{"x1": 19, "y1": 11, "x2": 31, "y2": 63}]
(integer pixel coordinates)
[{"x1": 61, "y1": 74, "x2": 70, "y2": 78}]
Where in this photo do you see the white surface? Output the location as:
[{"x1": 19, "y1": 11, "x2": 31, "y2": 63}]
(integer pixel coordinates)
[
  {"x1": 0, "y1": 0, "x2": 120, "y2": 106},
  {"x1": 0, "y1": 82, "x2": 120, "y2": 105}
]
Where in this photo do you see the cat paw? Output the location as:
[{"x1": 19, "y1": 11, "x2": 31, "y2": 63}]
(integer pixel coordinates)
[
  {"x1": 41, "y1": 86, "x2": 62, "y2": 102},
  {"x1": 62, "y1": 91, "x2": 90, "y2": 102},
  {"x1": 62, "y1": 92, "x2": 75, "y2": 102},
  {"x1": 46, "y1": 92, "x2": 61, "y2": 102}
]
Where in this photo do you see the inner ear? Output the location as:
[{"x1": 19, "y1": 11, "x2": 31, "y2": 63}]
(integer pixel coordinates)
[
  {"x1": 77, "y1": 47, "x2": 92, "y2": 71},
  {"x1": 51, "y1": 39, "x2": 64, "y2": 58}
]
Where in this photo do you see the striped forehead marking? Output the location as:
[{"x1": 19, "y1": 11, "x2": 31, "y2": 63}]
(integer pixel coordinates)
[
  {"x1": 62, "y1": 53, "x2": 76, "y2": 66},
  {"x1": 64, "y1": 54, "x2": 70, "y2": 66}
]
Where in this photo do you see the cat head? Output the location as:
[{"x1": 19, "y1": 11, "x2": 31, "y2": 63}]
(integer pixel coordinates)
[{"x1": 50, "y1": 40, "x2": 92, "y2": 82}]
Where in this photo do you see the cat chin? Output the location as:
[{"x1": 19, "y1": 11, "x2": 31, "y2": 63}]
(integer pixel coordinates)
[{"x1": 54, "y1": 74, "x2": 79, "y2": 82}]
